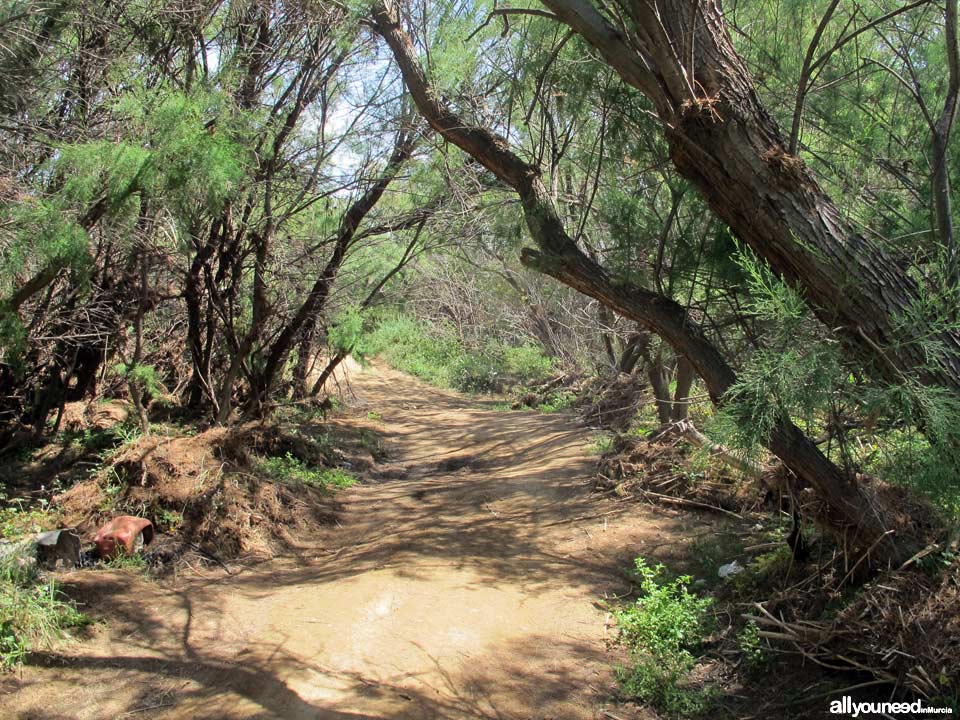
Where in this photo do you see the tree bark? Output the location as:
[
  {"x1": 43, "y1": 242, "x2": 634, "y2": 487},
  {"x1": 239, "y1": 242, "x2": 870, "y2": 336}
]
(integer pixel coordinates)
[
  {"x1": 933, "y1": 0, "x2": 960, "y2": 280},
  {"x1": 671, "y1": 356, "x2": 694, "y2": 423},
  {"x1": 538, "y1": 0, "x2": 960, "y2": 395},
  {"x1": 635, "y1": 332, "x2": 673, "y2": 426}
]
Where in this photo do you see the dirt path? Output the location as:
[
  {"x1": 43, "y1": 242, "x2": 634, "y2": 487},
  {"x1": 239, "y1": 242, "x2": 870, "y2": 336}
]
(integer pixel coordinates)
[{"x1": 3, "y1": 364, "x2": 700, "y2": 720}]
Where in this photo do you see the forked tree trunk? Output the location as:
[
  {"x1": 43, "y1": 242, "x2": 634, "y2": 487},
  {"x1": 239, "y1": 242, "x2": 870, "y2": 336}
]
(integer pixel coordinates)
[
  {"x1": 635, "y1": 333, "x2": 673, "y2": 426},
  {"x1": 372, "y1": 0, "x2": 904, "y2": 564},
  {"x1": 245, "y1": 129, "x2": 416, "y2": 413}
]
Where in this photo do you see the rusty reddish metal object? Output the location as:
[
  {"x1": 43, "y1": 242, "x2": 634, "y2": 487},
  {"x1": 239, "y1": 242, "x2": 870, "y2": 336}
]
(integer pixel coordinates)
[{"x1": 93, "y1": 516, "x2": 154, "y2": 559}]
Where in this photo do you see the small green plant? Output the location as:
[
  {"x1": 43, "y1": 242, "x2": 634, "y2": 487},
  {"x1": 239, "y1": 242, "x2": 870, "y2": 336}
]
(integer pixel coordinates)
[
  {"x1": 614, "y1": 558, "x2": 715, "y2": 715},
  {"x1": 589, "y1": 433, "x2": 613, "y2": 455},
  {"x1": 738, "y1": 621, "x2": 769, "y2": 672},
  {"x1": 155, "y1": 508, "x2": 183, "y2": 532},
  {"x1": 916, "y1": 548, "x2": 957, "y2": 577},
  {"x1": 537, "y1": 390, "x2": 575, "y2": 413},
  {"x1": 366, "y1": 411, "x2": 382, "y2": 421},
  {"x1": 0, "y1": 504, "x2": 56, "y2": 540},
  {"x1": 257, "y1": 452, "x2": 357, "y2": 490}
]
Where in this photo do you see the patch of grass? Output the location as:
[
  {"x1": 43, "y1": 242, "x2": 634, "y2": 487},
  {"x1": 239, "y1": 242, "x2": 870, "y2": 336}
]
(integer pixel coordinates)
[
  {"x1": 0, "y1": 564, "x2": 88, "y2": 670},
  {"x1": 0, "y1": 502, "x2": 57, "y2": 540},
  {"x1": 98, "y1": 467, "x2": 128, "y2": 512},
  {"x1": 589, "y1": 433, "x2": 614, "y2": 456},
  {"x1": 102, "y1": 547, "x2": 148, "y2": 572},
  {"x1": 366, "y1": 411, "x2": 382, "y2": 421},
  {"x1": 317, "y1": 468, "x2": 357, "y2": 489},
  {"x1": 614, "y1": 557, "x2": 716, "y2": 716},
  {"x1": 360, "y1": 313, "x2": 556, "y2": 394},
  {"x1": 537, "y1": 389, "x2": 575, "y2": 413},
  {"x1": 257, "y1": 452, "x2": 357, "y2": 490}
]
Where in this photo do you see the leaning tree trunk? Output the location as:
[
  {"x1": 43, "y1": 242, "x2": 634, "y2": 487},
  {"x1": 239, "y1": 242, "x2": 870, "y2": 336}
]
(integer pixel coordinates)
[
  {"x1": 539, "y1": 0, "x2": 960, "y2": 397},
  {"x1": 372, "y1": 0, "x2": 904, "y2": 564}
]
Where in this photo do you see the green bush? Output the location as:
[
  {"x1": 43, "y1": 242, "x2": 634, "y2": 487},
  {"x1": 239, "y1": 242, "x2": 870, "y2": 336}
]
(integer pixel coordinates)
[
  {"x1": 737, "y1": 621, "x2": 769, "y2": 672},
  {"x1": 451, "y1": 351, "x2": 503, "y2": 393},
  {"x1": 360, "y1": 314, "x2": 459, "y2": 387},
  {"x1": 503, "y1": 344, "x2": 556, "y2": 384},
  {"x1": 614, "y1": 558, "x2": 715, "y2": 715}
]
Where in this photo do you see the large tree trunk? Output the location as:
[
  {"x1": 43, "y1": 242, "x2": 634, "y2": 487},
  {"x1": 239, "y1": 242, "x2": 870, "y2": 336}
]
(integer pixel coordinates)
[
  {"x1": 635, "y1": 333, "x2": 672, "y2": 426},
  {"x1": 538, "y1": 0, "x2": 960, "y2": 396},
  {"x1": 671, "y1": 356, "x2": 695, "y2": 423},
  {"x1": 372, "y1": 0, "x2": 904, "y2": 564}
]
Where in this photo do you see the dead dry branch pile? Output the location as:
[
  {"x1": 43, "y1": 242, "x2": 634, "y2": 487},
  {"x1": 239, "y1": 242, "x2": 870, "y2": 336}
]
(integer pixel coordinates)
[
  {"x1": 595, "y1": 433, "x2": 768, "y2": 515},
  {"x1": 747, "y1": 552, "x2": 960, "y2": 699},
  {"x1": 513, "y1": 371, "x2": 648, "y2": 431},
  {"x1": 573, "y1": 373, "x2": 649, "y2": 430}
]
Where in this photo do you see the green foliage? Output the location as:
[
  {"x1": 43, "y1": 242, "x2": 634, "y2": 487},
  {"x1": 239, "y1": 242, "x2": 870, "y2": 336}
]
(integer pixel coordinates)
[
  {"x1": 450, "y1": 352, "x2": 503, "y2": 393},
  {"x1": 361, "y1": 313, "x2": 555, "y2": 393},
  {"x1": 536, "y1": 389, "x2": 575, "y2": 413},
  {"x1": 717, "y1": 247, "x2": 842, "y2": 452},
  {"x1": 113, "y1": 363, "x2": 165, "y2": 400},
  {"x1": 0, "y1": 504, "x2": 56, "y2": 540},
  {"x1": 58, "y1": 141, "x2": 150, "y2": 211},
  {"x1": 737, "y1": 621, "x2": 770, "y2": 673},
  {"x1": 360, "y1": 313, "x2": 460, "y2": 387},
  {"x1": 257, "y1": 452, "x2": 356, "y2": 490},
  {"x1": 154, "y1": 508, "x2": 183, "y2": 533},
  {"x1": 0, "y1": 564, "x2": 87, "y2": 670},
  {"x1": 327, "y1": 306, "x2": 366, "y2": 356},
  {"x1": 713, "y1": 248, "x2": 960, "y2": 516},
  {"x1": 1, "y1": 199, "x2": 90, "y2": 301},
  {"x1": 614, "y1": 558, "x2": 715, "y2": 715},
  {"x1": 503, "y1": 345, "x2": 556, "y2": 383},
  {"x1": 589, "y1": 433, "x2": 613, "y2": 455}
]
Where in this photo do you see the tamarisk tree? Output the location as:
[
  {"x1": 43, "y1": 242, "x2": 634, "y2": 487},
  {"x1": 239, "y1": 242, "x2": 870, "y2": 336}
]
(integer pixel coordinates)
[{"x1": 371, "y1": 0, "x2": 905, "y2": 563}]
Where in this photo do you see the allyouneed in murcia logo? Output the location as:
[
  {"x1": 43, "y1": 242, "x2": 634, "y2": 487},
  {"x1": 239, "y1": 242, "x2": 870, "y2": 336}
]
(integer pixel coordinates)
[{"x1": 830, "y1": 696, "x2": 954, "y2": 717}]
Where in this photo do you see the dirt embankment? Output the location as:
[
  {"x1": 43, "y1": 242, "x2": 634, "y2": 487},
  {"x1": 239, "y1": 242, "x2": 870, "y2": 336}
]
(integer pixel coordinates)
[{"x1": 56, "y1": 422, "x2": 348, "y2": 559}]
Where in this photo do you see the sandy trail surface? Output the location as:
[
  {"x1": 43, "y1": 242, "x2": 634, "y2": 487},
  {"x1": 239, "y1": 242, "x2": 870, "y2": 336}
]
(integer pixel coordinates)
[{"x1": 3, "y1": 363, "x2": 695, "y2": 719}]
